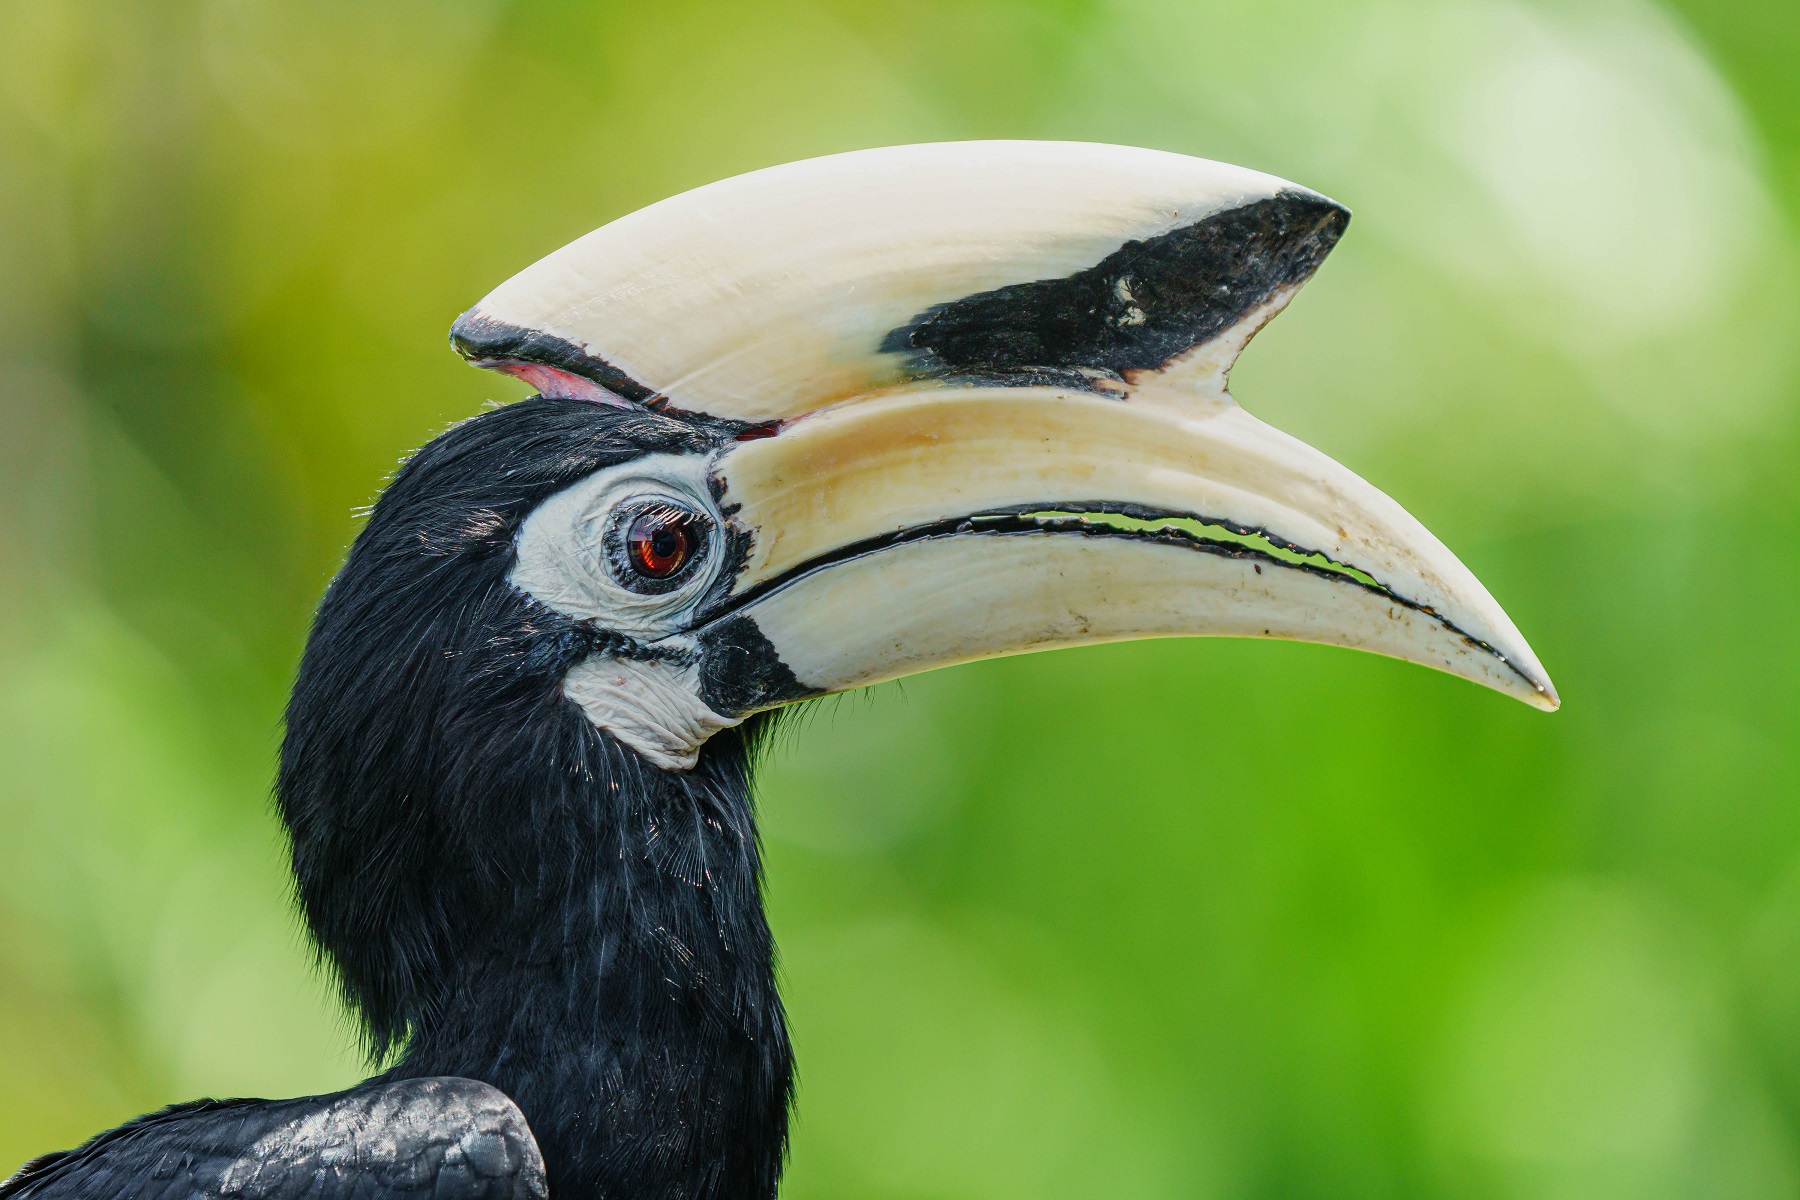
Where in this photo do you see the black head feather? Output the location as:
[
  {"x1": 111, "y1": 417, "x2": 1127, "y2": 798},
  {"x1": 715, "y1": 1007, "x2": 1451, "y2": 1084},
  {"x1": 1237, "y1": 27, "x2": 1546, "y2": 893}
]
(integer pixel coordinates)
[{"x1": 277, "y1": 396, "x2": 792, "y2": 1200}]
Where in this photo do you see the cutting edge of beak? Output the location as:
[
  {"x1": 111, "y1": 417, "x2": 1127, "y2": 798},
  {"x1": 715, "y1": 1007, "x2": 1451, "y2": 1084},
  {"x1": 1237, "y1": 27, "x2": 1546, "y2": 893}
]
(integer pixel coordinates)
[{"x1": 691, "y1": 382, "x2": 1558, "y2": 717}]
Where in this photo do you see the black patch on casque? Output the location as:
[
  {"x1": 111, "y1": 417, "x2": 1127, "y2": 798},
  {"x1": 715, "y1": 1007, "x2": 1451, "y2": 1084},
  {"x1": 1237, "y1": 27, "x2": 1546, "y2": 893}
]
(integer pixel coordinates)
[
  {"x1": 450, "y1": 310, "x2": 660, "y2": 404},
  {"x1": 881, "y1": 190, "x2": 1349, "y2": 388}
]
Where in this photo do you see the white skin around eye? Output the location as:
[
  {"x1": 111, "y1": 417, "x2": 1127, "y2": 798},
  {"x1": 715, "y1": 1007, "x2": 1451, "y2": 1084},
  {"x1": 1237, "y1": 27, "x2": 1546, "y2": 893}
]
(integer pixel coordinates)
[
  {"x1": 509, "y1": 453, "x2": 722, "y2": 639},
  {"x1": 509, "y1": 452, "x2": 739, "y2": 770}
]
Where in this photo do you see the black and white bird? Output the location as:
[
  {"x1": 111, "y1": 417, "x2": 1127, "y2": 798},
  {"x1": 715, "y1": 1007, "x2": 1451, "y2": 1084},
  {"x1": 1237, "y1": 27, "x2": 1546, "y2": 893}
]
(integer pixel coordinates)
[{"x1": 2, "y1": 142, "x2": 1555, "y2": 1200}]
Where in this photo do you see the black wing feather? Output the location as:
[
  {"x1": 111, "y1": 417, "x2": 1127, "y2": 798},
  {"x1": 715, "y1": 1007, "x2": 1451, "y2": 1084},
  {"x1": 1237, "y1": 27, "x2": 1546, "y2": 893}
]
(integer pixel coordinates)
[{"x1": 0, "y1": 1077, "x2": 545, "y2": 1200}]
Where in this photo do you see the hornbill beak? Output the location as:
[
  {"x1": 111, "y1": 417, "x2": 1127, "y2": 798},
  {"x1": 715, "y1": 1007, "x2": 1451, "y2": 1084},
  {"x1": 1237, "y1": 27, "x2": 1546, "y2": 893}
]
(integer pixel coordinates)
[
  {"x1": 704, "y1": 381, "x2": 1557, "y2": 714},
  {"x1": 456, "y1": 141, "x2": 1556, "y2": 764}
]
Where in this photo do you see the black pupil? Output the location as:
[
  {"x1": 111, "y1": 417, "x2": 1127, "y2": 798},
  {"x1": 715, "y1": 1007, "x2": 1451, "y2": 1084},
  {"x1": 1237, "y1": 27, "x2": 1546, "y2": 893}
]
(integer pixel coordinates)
[{"x1": 627, "y1": 509, "x2": 697, "y2": 579}]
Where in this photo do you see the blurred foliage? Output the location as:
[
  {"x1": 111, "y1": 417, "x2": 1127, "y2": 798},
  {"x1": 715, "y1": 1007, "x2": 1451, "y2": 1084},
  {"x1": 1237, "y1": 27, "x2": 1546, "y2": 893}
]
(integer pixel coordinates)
[{"x1": 2, "y1": 0, "x2": 1799, "y2": 1195}]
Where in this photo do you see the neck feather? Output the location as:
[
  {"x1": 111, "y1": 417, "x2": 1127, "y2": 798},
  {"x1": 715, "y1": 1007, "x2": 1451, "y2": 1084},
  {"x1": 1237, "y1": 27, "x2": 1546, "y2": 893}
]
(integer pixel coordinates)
[
  {"x1": 285, "y1": 671, "x2": 792, "y2": 1200},
  {"x1": 387, "y1": 721, "x2": 792, "y2": 1200},
  {"x1": 275, "y1": 399, "x2": 791, "y2": 1198}
]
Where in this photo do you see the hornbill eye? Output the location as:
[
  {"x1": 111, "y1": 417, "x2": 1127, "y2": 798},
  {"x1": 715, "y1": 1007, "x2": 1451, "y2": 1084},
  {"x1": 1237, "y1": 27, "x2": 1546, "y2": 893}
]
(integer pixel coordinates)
[
  {"x1": 627, "y1": 508, "x2": 699, "y2": 578},
  {"x1": 608, "y1": 498, "x2": 709, "y2": 591}
]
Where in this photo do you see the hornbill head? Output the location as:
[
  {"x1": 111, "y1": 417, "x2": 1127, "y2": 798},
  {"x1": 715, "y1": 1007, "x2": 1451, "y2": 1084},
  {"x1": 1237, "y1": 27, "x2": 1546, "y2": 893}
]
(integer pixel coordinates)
[
  {"x1": 440, "y1": 140, "x2": 1554, "y2": 773},
  {"x1": 265, "y1": 141, "x2": 1557, "y2": 1197}
]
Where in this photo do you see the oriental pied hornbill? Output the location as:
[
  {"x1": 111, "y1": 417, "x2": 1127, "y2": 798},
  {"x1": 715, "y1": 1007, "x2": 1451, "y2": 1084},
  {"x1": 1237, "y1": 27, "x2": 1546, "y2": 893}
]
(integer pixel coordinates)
[{"x1": 2, "y1": 142, "x2": 1556, "y2": 1200}]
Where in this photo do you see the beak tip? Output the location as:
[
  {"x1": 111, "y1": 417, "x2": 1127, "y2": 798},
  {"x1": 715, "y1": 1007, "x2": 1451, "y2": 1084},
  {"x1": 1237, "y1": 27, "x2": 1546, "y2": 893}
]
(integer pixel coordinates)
[{"x1": 1514, "y1": 668, "x2": 1560, "y2": 712}]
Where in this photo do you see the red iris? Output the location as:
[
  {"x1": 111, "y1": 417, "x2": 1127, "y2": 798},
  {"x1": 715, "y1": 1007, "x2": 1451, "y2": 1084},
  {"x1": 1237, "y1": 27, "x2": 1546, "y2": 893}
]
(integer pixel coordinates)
[{"x1": 625, "y1": 507, "x2": 699, "y2": 579}]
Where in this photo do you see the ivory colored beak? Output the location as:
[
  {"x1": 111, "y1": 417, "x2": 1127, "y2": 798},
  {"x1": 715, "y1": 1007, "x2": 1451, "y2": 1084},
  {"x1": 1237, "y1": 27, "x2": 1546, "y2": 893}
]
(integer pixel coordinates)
[{"x1": 693, "y1": 378, "x2": 1558, "y2": 715}]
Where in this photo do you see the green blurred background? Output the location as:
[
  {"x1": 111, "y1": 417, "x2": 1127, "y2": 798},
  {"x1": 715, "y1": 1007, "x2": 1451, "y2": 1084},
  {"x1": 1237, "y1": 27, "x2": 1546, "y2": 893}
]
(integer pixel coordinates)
[{"x1": 2, "y1": 0, "x2": 1799, "y2": 1194}]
